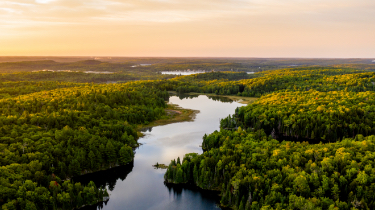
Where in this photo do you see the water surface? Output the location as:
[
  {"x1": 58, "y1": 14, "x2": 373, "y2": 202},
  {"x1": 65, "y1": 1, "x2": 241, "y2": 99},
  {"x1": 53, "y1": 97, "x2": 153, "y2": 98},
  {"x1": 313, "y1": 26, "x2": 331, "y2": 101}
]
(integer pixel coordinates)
[
  {"x1": 161, "y1": 70, "x2": 206, "y2": 75},
  {"x1": 75, "y1": 95, "x2": 244, "y2": 210}
]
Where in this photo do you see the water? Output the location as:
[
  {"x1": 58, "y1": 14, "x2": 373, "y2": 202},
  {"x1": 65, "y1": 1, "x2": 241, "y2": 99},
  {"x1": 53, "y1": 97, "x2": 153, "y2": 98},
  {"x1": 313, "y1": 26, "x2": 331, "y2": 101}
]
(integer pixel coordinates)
[
  {"x1": 74, "y1": 95, "x2": 245, "y2": 210},
  {"x1": 131, "y1": 64, "x2": 152, "y2": 67},
  {"x1": 161, "y1": 70, "x2": 206, "y2": 75},
  {"x1": 31, "y1": 70, "x2": 114, "y2": 74}
]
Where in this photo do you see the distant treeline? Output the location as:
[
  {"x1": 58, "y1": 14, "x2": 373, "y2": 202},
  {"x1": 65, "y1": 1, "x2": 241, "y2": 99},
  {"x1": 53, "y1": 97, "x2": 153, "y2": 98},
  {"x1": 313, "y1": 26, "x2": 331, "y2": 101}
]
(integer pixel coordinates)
[
  {"x1": 1, "y1": 57, "x2": 374, "y2": 72},
  {"x1": 0, "y1": 60, "x2": 251, "y2": 73},
  {"x1": 0, "y1": 71, "x2": 173, "y2": 83}
]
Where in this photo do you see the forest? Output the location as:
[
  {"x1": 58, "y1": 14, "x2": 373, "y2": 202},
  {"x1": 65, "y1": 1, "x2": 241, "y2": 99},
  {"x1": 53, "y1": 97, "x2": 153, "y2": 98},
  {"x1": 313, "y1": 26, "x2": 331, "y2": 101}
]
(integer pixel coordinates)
[
  {"x1": 164, "y1": 67, "x2": 375, "y2": 209},
  {"x1": 1, "y1": 57, "x2": 374, "y2": 72},
  {"x1": 2, "y1": 59, "x2": 375, "y2": 209},
  {"x1": 165, "y1": 129, "x2": 375, "y2": 209},
  {"x1": 0, "y1": 81, "x2": 169, "y2": 209}
]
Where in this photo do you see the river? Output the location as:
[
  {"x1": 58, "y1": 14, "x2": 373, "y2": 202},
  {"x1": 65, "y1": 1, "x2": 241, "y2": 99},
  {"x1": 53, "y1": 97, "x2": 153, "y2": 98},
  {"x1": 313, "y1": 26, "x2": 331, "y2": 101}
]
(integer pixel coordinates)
[{"x1": 74, "y1": 94, "x2": 245, "y2": 210}]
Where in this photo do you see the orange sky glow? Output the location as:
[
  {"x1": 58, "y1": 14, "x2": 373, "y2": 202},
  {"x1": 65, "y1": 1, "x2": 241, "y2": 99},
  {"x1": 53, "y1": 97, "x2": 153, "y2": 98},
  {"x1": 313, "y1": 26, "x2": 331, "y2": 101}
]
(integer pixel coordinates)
[{"x1": 0, "y1": 0, "x2": 374, "y2": 57}]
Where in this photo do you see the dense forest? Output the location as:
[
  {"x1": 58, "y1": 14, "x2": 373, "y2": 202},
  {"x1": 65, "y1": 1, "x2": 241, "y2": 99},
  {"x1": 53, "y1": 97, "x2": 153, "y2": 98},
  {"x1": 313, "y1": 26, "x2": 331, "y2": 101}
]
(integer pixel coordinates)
[
  {"x1": 168, "y1": 68, "x2": 374, "y2": 96},
  {"x1": 0, "y1": 81, "x2": 169, "y2": 209},
  {"x1": 0, "y1": 71, "x2": 173, "y2": 84},
  {"x1": 165, "y1": 129, "x2": 375, "y2": 209},
  {"x1": 164, "y1": 67, "x2": 375, "y2": 209},
  {"x1": 0, "y1": 81, "x2": 83, "y2": 99},
  {"x1": 2, "y1": 61, "x2": 375, "y2": 209},
  {"x1": 224, "y1": 90, "x2": 375, "y2": 142}
]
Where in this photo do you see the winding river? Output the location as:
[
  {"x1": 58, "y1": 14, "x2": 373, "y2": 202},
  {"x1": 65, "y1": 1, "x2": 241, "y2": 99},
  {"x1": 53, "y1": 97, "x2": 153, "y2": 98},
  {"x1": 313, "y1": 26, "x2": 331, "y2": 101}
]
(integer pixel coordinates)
[{"x1": 74, "y1": 94, "x2": 245, "y2": 210}]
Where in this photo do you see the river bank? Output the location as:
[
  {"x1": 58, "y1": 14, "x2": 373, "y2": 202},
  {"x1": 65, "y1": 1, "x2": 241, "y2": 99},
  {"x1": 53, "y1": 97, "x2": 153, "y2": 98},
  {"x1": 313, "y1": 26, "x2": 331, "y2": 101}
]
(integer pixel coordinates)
[
  {"x1": 137, "y1": 103, "x2": 199, "y2": 136},
  {"x1": 168, "y1": 91, "x2": 258, "y2": 104}
]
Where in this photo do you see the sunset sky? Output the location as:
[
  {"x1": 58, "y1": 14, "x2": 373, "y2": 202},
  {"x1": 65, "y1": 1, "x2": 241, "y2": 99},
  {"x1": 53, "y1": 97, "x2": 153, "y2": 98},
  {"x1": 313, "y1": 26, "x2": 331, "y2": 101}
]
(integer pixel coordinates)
[{"x1": 1, "y1": 0, "x2": 374, "y2": 57}]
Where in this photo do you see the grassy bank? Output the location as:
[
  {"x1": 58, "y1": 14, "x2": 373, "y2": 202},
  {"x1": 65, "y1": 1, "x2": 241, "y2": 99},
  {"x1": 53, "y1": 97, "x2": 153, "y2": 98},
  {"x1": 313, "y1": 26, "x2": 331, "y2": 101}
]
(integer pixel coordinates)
[{"x1": 137, "y1": 103, "x2": 199, "y2": 135}]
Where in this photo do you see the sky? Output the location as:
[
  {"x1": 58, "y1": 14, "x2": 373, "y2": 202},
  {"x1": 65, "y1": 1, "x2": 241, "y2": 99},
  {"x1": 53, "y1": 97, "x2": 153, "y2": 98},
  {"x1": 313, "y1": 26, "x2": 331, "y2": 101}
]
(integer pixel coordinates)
[{"x1": 0, "y1": 0, "x2": 374, "y2": 57}]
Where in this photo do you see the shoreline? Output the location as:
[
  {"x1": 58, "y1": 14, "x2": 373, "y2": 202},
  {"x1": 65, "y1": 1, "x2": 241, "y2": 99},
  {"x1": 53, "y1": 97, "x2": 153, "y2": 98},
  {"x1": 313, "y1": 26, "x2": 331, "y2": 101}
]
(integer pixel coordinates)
[
  {"x1": 137, "y1": 103, "x2": 199, "y2": 135},
  {"x1": 164, "y1": 182, "x2": 232, "y2": 210},
  {"x1": 168, "y1": 91, "x2": 258, "y2": 104}
]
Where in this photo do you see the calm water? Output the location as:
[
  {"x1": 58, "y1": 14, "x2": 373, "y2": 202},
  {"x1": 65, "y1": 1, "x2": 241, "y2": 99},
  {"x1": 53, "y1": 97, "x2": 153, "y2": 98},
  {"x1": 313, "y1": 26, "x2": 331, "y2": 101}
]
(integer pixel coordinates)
[
  {"x1": 161, "y1": 71, "x2": 206, "y2": 75},
  {"x1": 75, "y1": 95, "x2": 245, "y2": 210}
]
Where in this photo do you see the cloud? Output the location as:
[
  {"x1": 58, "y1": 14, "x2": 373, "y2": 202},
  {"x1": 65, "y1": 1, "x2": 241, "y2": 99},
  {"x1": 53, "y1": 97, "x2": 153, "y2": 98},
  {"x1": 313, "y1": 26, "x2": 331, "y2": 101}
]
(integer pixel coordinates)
[
  {"x1": 0, "y1": 0, "x2": 374, "y2": 57},
  {"x1": 2, "y1": 0, "x2": 374, "y2": 25},
  {"x1": 35, "y1": 0, "x2": 56, "y2": 4}
]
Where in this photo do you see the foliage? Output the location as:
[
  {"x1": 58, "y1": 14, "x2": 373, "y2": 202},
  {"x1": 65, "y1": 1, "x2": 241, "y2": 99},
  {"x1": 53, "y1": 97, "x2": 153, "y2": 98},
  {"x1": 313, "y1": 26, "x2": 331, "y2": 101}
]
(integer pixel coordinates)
[
  {"x1": 0, "y1": 81, "x2": 83, "y2": 99},
  {"x1": 0, "y1": 71, "x2": 173, "y2": 84},
  {"x1": 165, "y1": 67, "x2": 372, "y2": 96},
  {"x1": 2, "y1": 63, "x2": 375, "y2": 209},
  {"x1": 164, "y1": 67, "x2": 375, "y2": 209},
  {"x1": 223, "y1": 90, "x2": 375, "y2": 142},
  {"x1": 173, "y1": 71, "x2": 254, "y2": 82},
  {"x1": 0, "y1": 81, "x2": 169, "y2": 209},
  {"x1": 166, "y1": 129, "x2": 375, "y2": 209}
]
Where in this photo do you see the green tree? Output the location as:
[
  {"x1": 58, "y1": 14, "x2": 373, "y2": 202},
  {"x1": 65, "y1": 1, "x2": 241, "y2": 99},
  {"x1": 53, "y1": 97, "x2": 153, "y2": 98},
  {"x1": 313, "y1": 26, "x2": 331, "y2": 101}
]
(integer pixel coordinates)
[
  {"x1": 106, "y1": 141, "x2": 116, "y2": 164},
  {"x1": 69, "y1": 159, "x2": 81, "y2": 176},
  {"x1": 176, "y1": 168, "x2": 184, "y2": 183},
  {"x1": 119, "y1": 145, "x2": 133, "y2": 165}
]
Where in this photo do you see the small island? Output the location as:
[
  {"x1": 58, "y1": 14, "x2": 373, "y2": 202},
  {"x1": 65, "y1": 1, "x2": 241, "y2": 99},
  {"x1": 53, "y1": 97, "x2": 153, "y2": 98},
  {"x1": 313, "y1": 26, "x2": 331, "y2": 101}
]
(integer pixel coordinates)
[{"x1": 153, "y1": 163, "x2": 168, "y2": 169}]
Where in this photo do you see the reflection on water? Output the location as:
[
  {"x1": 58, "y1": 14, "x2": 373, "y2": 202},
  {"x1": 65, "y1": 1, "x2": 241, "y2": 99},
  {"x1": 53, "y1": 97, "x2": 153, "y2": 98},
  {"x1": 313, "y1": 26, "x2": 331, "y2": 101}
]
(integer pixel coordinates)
[
  {"x1": 206, "y1": 96, "x2": 234, "y2": 103},
  {"x1": 75, "y1": 95, "x2": 245, "y2": 210},
  {"x1": 174, "y1": 93, "x2": 235, "y2": 103},
  {"x1": 164, "y1": 183, "x2": 221, "y2": 209},
  {"x1": 73, "y1": 162, "x2": 134, "y2": 191},
  {"x1": 139, "y1": 127, "x2": 153, "y2": 132},
  {"x1": 74, "y1": 162, "x2": 134, "y2": 210},
  {"x1": 161, "y1": 70, "x2": 206, "y2": 75},
  {"x1": 164, "y1": 183, "x2": 217, "y2": 198}
]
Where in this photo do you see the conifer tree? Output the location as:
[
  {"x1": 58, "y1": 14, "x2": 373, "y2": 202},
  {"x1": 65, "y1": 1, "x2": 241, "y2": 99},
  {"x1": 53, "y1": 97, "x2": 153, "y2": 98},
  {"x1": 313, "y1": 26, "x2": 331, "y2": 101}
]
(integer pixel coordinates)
[
  {"x1": 105, "y1": 141, "x2": 116, "y2": 164},
  {"x1": 176, "y1": 168, "x2": 184, "y2": 183}
]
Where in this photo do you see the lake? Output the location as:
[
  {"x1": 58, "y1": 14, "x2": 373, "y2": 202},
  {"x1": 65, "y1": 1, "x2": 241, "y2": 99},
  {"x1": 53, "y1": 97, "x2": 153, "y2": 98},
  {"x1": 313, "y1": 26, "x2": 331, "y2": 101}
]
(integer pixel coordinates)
[
  {"x1": 74, "y1": 94, "x2": 245, "y2": 210},
  {"x1": 31, "y1": 70, "x2": 114, "y2": 74},
  {"x1": 161, "y1": 71, "x2": 206, "y2": 75}
]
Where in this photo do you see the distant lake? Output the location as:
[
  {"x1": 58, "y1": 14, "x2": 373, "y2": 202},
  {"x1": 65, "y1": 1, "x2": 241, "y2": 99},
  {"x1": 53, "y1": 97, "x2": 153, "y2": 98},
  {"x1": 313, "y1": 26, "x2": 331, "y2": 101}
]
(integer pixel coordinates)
[
  {"x1": 74, "y1": 95, "x2": 245, "y2": 210},
  {"x1": 131, "y1": 64, "x2": 152, "y2": 67},
  {"x1": 32, "y1": 70, "x2": 114, "y2": 74},
  {"x1": 161, "y1": 71, "x2": 206, "y2": 75}
]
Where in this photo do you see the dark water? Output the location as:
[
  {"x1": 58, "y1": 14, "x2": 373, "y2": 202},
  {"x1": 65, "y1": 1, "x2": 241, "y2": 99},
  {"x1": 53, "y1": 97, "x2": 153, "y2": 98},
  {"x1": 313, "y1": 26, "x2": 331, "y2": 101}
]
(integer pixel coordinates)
[{"x1": 74, "y1": 95, "x2": 245, "y2": 210}]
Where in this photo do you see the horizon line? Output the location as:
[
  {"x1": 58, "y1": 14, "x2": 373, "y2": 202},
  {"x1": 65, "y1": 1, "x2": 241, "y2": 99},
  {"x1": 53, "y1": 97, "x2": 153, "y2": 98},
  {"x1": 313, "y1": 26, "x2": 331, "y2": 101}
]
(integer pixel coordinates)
[{"x1": 0, "y1": 56, "x2": 374, "y2": 59}]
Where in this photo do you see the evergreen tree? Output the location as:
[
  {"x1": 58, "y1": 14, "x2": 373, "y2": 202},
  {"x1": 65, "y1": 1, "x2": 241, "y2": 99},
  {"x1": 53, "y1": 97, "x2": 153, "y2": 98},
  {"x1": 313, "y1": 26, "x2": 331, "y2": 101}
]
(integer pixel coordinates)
[
  {"x1": 88, "y1": 151, "x2": 96, "y2": 169},
  {"x1": 69, "y1": 159, "x2": 81, "y2": 176},
  {"x1": 176, "y1": 168, "x2": 184, "y2": 183},
  {"x1": 106, "y1": 141, "x2": 116, "y2": 164},
  {"x1": 119, "y1": 145, "x2": 133, "y2": 164},
  {"x1": 193, "y1": 164, "x2": 198, "y2": 183}
]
